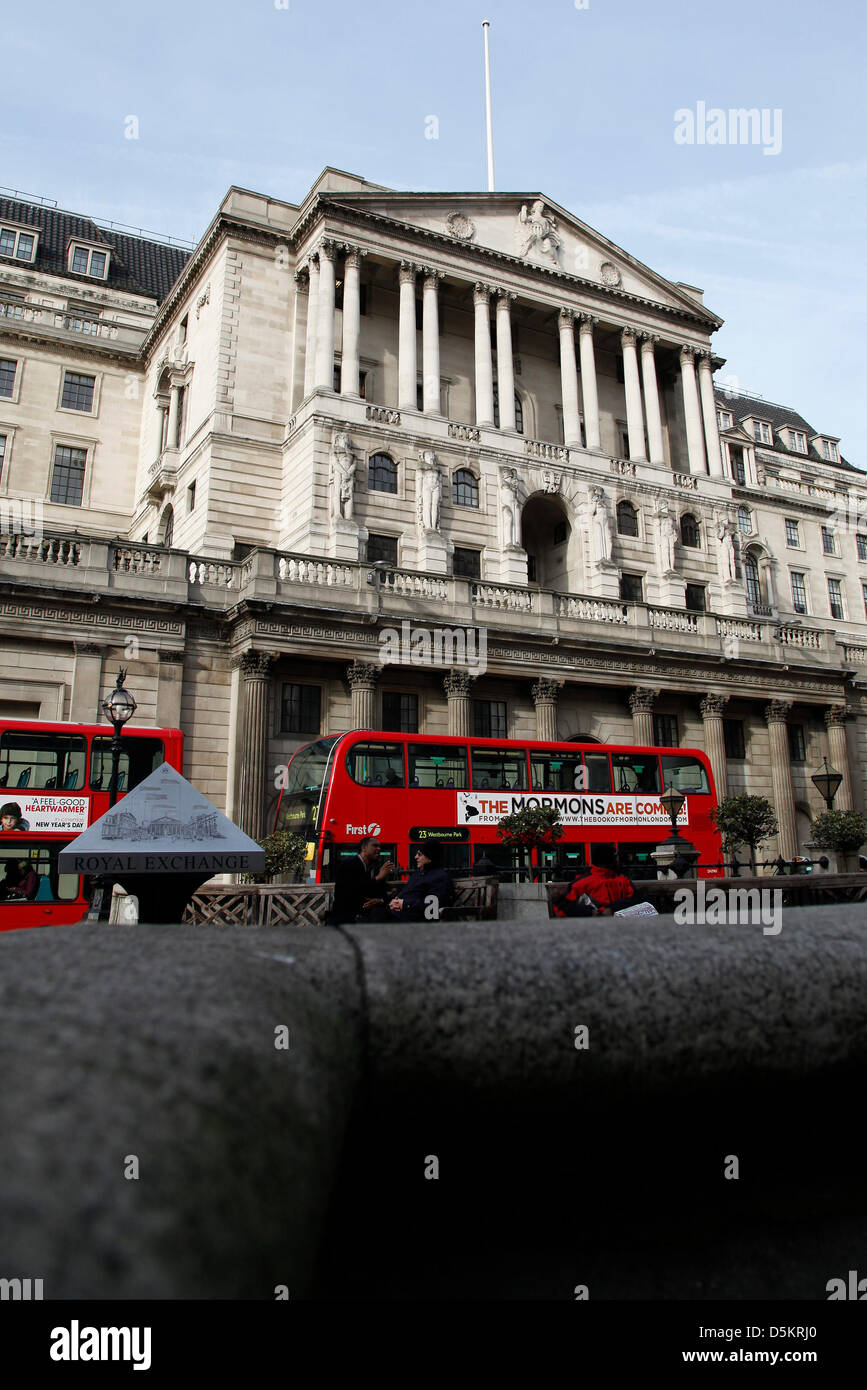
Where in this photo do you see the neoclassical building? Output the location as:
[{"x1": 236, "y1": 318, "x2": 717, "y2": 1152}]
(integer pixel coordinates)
[{"x1": 1, "y1": 169, "x2": 865, "y2": 858}]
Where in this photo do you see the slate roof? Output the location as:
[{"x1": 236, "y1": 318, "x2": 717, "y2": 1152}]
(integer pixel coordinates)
[
  {"x1": 0, "y1": 196, "x2": 190, "y2": 304},
  {"x1": 714, "y1": 385, "x2": 858, "y2": 472}
]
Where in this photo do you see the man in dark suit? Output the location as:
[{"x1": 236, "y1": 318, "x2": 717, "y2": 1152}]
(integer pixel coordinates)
[
  {"x1": 384, "y1": 845, "x2": 455, "y2": 922},
  {"x1": 327, "y1": 837, "x2": 394, "y2": 925}
]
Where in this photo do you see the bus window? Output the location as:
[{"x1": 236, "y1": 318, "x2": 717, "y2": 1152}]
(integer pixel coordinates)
[
  {"x1": 346, "y1": 741, "x2": 405, "y2": 787},
  {"x1": 275, "y1": 737, "x2": 338, "y2": 838},
  {"x1": 0, "y1": 843, "x2": 78, "y2": 903},
  {"x1": 529, "y1": 751, "x2": 582, "y2": 792},
  {"x1": 538, "y1": 841, "x2": 587, "y2": 876},
  {"x1": 611, "y1": 754, "x2": 660, "y2": 794},
  {"x1": 583, "y1": 753, "x2": 612, "y2": 793},
  {"x1": 616, "y1": 842, "x2": 659, "y2": 879},
  {"x1": 660, "y1": 755, "x2": 710, "y2": 795},
  {"x1": 407, "y1": 744, "x2": 467, "y2": 789},
  {"x1": 411, "y1": 841, "x2": 472, "y2": 874},
  {"x1": 89, "y1": 736, "x2": 165, "y2": 792},
  {"x1": 322, "y1": 842, "x2": 398, "y2": 882},
  {"x1": 0, "y1": 731, "x2": 86, "y2": 792},
  {"x1": 476, "y1": 841, "x2": 530, "y2": 881},
  {"x1": 471, "y1": 748, "x2": 527, "y2": 791}
]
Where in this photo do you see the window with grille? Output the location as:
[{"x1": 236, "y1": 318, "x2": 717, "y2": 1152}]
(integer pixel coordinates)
[
  {"x1": 368, "y1": 453, "x2": 397, "y2": 493},
  {"x1": 367, "y1": 533, "x2": 398, "y2": 566},
  {"x1": 49, "y1": 444, "x2": 86, "y2": 505},
  {"x1": 820, "y1": 439, "x2": 839, "y2": 462},
  {"x1": 685, "y1": 584, "x2": 705, "y2": 611},
  {"x1": 61, "y1": 372, "x2": 95, "y2": 412},
  {"x1": 788, "y1": 724, "x2": 806, "y2": 763},
  {"x1": 617, "y1": 500, "x2": 639, "y2": 537},
  {"x1": 718, "y1": 410, "x2": 733, "y2": 430},
  {"x1": 821, "y1": 526, "x2": 835, "y2": 555},
  {"x1": 452, "y1": 469, "x2": 479, "y2": 507},
  {"x1": 0, "y1": 358, "x2": 17, "y2": 397},
  {"x1": 724, "y1": 720, "x2": 745, "y2": 759},
  {"x1": 453, "y1": 547, "x2": 481, "y2": 579},
  {"x1": 785, "y1": 519, "x2": 800, "y2": 547},
  {"x1": 620, "y1": 572, "x2": 643, "y2": 602},
  {"x1": 680, "y1": 513, "x2": 700, "y2": 547},
  {"x1": 737, "y1": 506, "x2": 751, "y2": 534},
  {"x1": 0, "y1": 225, "x2": 36, "y2": 261},
  {"x1": 827, "y1": 577, "x2": 844, "y2": 620},
  {"x1": 69, "y1": 244, "x2": 108, "y2": 278},
  {"x1": 791, "y1": 572, "x2": 807, "y2": 614},
  {"x1": 862, "y1": 581, "x2": 867, "y2": 618},
  {"x1": 281, "y1": 683, "x2": 321, "y2": 735},
  {"x1": 653, "y1": 713, "x2": 679, "y2": 747},
  {"x1": 788, "y1": 430, "x2": 806, "y2": 453},
  {"x1": 382, "y1": 691, "x2": 418, "y2": 734},
  {"x1": 729, "y1": 446, "x2": 746, "y2": 484},
  {"x1": 473, "y1": 700, "x2": 507, "y2": 739}
]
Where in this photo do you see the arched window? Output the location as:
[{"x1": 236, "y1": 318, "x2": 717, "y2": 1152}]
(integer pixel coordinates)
[
  {"x1": 452, "y1": 469, "x2": 479, "y2": 508},
  {"x1": 617, "y1": 500, "x2": 639, "y2": 537},
  {"x1": 492, "y1": 386, "x2": 524, "y2": 434},
  {"x1": 161, "y1": 505, "x2": 174, "y2": 548},
  {"x1": 368, "y1": 453, "x2": 397, "y2": 494},
  {"x1": 744, "y1": 553, "x2": 761, "y2": 607},
  {"x1": 737, "y1": 506, "x2": 752, "y2": 535},
  {"x1": 680, "y1": 512, "x2": 700, "y2": 547}
]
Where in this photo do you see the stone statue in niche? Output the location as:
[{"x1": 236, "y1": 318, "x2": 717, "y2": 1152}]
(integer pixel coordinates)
[
  {"x1": 517, "y1": 200, "x2": 563, "y2": 266},
  {"x1": 500, "y1": 468, "x2": 522, "y2": 548},
  {"x1": 330, "y1": 432, "x2": 356, "y2": 521},
  {"x1": 716, "y1": 513, "x2": 738, "y2": 584},
  {"x1": 657, "y1": 501, "x2": 678, "y2": 575},
  {"x1": 417, "y1": 451, "x2": 442, "y2": 532},
  {"x1": 589, "y1": 486, "x2": 614, "y2": 565}
]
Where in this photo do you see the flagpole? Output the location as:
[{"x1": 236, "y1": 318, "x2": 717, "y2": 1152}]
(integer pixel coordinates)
[{"x1": 482, "y1": 20, "x2": 495, "y2": 191}]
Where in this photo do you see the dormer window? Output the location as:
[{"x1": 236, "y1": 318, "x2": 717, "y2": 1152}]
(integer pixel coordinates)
[
  {"x1": 67, "y1": 241, "x2": 109, "y2": 280},
  {"x1": 787, "y1": 429, "x2": 807, "y2": 453},
  {"x1": 752, "y1": 419, "x2": 772, "y2": 445},
  {"x1": 0, "y1": 223, "x2": 38, "y2": 263},
  {"x1": 818, "y1": 438, "x2": 839, "y2": 462},
  {"x1": 717, "y1": 409, "x2": 733, "y2": 430}
]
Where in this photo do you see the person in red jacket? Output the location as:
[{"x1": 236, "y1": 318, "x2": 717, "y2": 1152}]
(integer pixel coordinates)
[{"x1": 552, "y1": 845, "x2": 635, "y2": 917}]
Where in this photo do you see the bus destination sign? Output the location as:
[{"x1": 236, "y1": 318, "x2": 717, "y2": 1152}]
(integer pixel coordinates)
[{"x1": 409, "y1": 826, "x2": 470, "y2": 843}]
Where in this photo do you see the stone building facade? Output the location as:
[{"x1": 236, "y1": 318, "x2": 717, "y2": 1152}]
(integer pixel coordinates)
[{"x1": 1, "y1": 168, "x2": 865, "y2": 859}]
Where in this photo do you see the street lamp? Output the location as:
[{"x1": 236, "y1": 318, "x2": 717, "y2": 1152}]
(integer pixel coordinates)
[
  {"x1": 101, "y1": 668, "x2": 137, "y2": 807},
  {"x1": 811, "y1": 757, "x2": 843, "y2": 811},
  {"x1": 659, "y1": 783, "x2": 686, "y2": 836}
]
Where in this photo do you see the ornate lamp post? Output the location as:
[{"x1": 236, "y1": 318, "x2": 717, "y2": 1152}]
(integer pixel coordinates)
[
  {"x1": 811, "y1": 757, "x2": 843, "y2": 811},
  {"x1": 101, "y1": 669, "x2": 137, "y2": 808},
  {"x1": 659, "y1": 783, "x2": 686, "y2": 835},
  {"x1": 654, "y1": 782, "x2": 699, "y2": 879}
]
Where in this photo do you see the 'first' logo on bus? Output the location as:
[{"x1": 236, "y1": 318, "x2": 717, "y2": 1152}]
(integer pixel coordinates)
[{"x1": 345, "y1": 822, "x2": 381, "y2": 837}]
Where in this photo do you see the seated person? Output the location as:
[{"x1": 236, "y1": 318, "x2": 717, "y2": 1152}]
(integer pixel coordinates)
[
  {"x1": 552, "y1": 845, "x2": 635, "y2": 917},
  {"x1": 384, "y1": 768, "x2": 403, "y2": 787},
  {"x1": 10, "y1": 859, "x2": 39, "y2": 901},
  {"x1": 326, "y1": 836, "x2": 394, "y2": 925},
  {"x1": 382, "y1": 845, "x2": 455, "y2": 923},
  {"x1": 0, "y1": 860, "x2": 22, "y2": 900}
]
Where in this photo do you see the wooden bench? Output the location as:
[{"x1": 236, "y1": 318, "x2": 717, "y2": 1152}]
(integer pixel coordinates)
[{"x1": 184, "y1": 876, "x2": 499, "y2": 926}]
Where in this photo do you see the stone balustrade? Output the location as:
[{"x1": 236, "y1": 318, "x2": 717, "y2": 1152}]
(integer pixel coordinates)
[
  {"x1": 647, "y1": 605, "x2": 700, "y2": 634},
  {"x1": 0, "y1": 532, "x2": 82, "y2": 566},
  {"x1": 554, "y1": 594, "x2": 630, "y2": 624},
  {"x1": 775, "y1": 624, "x2": 823, "y2": 649},
  {"x1": 471, "y1": 581, "x2": 535, "y2": 612},
  {"x1": 0, "y1": 298, "x2": 147, "y2": 352}
]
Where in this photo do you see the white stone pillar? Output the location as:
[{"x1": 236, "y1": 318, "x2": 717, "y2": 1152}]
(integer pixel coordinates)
[
  {"x1": 680, "y1": 347, "x2": 708, "y2": 474},
  {"x1": 700, "y1": 693, "x2": 729, "y2": 802},
  {"x1": 578, "y1": 314, "x2": 601, "y2": 451},
  {"x1": 697, "y1": 351, "x2": 724, "y2": 478},
  {"x1": 621, "y1": 328, "x2": 647, "y2": 462},
  {"x1": 495, "y1": 290, "x2": 517, "y2": 431},
  {"x1": 340, "y1": 247, "x2": 364, "y2": 397},
  {"x1": 473, "y1": 283, "x2": 495, "y2": 427},
  {"x1": 444, "y1": 671, "x2": 475, "y2": 736},
  {"x1": 825, "y1": 707, "x2": 855, "y2": 812},
  {"x1": 166, "y1": 382, "x2": 181, "y2": 450},
  {"x1": 765, "y1": 701, "x2": 798, "y2": 861},
  {"x1": 238, "y1": 651, "x2": 273, "y2": 841},
  {"x1": 422, "y1": 269, "x2": 441, "y2": 414},
  {"x1": 303, "y1": 254, "x2": 319, "y2": 397},
  {"x1": 640, "y1": 333, "x2": 665, "y2": 465},
  {"x1": 314, "y1": 240, "x2": 337, "y2": 390},
  {"x1": 532, "y1": 679, "x2": 563, "y2": 741},
  {"x1": 348, "y1": 661, "x2": 381, "y2": 729},
  {"x1": 289, "y1": 267, "x2": 308, "y2": 410},
  {"x1": 558, "y1": 309, "x2": 581, "y2": 447},
  {"x1": 629, "y1": 687, "x2": 656, "y2": 745},
  {"x1": 398, "y1": 261, "x2": 418, "y2": 411}
]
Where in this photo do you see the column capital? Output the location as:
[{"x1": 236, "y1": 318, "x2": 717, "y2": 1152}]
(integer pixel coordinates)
[
  {"x1": 825, "y1": 704, "x2": 855, "y2": 728},
  {"x1": 240, "y1": 650, "x2": 273, "y2": 680},
  {"x1": 293, "y1": 266, "x2": 310, "y2": 288},
  {"x1": 620, "y1": 326, "x2": 638, "y2": 347},
  {"x1": 74, "y1": 641, "x2": 104, "y2": 657},
  {"x1": 695, "y1": 348, "x2": 713, "y2": 365},
  {"x1": 495, "y1": 287, "x2": 516, "y2": 303},
  {"x1": 700, "y1": 693, "x2": 729, "y2": 719},
  {"x1": 558, "y1": 307, "x2": 575, "y2": 328},
  {"x1": 679, "y1": 344, "x2": 697, "y2": 363},
  {"x1": 764, "y1": 699, "x2": 792, "y2": 725},
  {"x1": 317, "y1": 238, "x2": 338, "y2": 262},
  {"x1": 531, "y1": 677, "x2": 564, "y2": 703},
  {"x1": 628, "y1": 686, "x2": 657, "y2": 715},
  {"x1": 421, "y1": 266, "x2": 443, "y2": 285},
  {"x1": 398, "y1": 261, "x2": 419, "y2": 285},
  {"x1": 473, "y1": 282, "x2": 493, "y2": 305},
  {"x1": 578, "y1": 312, "x2": 598, "y2": 334},
  {"x1": 639, "y1": 331, "x2": 661, "y2": 348},
  {"x1": 347, "y1": 660, "x2": 382, "y2": 689},
  {"x1": 443, "y1": 669, "x2": 476, "y2": 698},
  {"x1": 342, "y1": 245, "x2": 367, "y2": 268}
]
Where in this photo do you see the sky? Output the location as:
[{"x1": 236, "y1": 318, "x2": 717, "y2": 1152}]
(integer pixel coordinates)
[{"x1": 3, "y1": 0, "x2": 865, "y2": 461}]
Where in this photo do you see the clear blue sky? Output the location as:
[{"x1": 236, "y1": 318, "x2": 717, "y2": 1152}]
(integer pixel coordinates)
[{"x1": 4, "y1": 0, "x2": 865, "y2": 461}]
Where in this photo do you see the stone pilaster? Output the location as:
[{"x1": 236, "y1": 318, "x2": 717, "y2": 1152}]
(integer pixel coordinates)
[
  {"x1": 621, "y1": 328, "x2": 647, "y2": 462},
  {"x1": 699, "y1": 693, "x2": 729, "y2": 801},
  {"x1": 697, "y1": 351, "x2": 724, "y2": 478},
  {"x1": 629, "y1": 687, "x2": 656, "y2": 745},
  {"x1": 473, "y1": 283, "x2": 495, "y2": 427},
  {"x1": 640, "y1": 333, "x2": 665, "y2": 465},
  {"x1": 443, "y1": 670, "x2": 475, "y2": 736},
  {"x1": 237, "y1": 651, "x2": 273, "y2": 841},
  {"x1": 421, "y1": 269, "x2": 442, "y2": 414},
  {"x1": 495, "y1": 290, "x2": 517, "y2": 431},
  {"x1": 398, "y1": 262, "x2": 418, "y2": 411},
  {"x1": 314, "y1": 239, "x2": 337, "y2": 389},
  {"x1": 578, "y1": 314, "x2": 601, "y2": 451},
  {"x1": 558, "y1": 309, "x2": 581, "y2": 447},
  {"x1": 824, "y1": 706, "x2": 855, "y2": 811},
  {"x1": 347, "y1": 661, "x2": 382, "y2": 729},
  {"x1": 289, "y1": 267, "x2": 308, "y2": 410},
  {"x1": 303, "y1": 253, "x2": 319, "y2": 397},
  {"x1": 70, "y1": 642, "x2": 105, "y2": 723},
  {"x1": 764, "y1": 701, "x2": 798, "y2": 860},
  {"x1": 155, "y1": 649, "x2": 184, "y2": 729},
  {"x1": 531, "y1": 678, "x2": 563, "y2": 742},
  {"x1": 679, "y1": 346, "x2": 707, "y2": 475}
]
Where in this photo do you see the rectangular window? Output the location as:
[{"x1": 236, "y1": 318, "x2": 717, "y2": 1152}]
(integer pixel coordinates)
[
  {"x1": 49, "y1": 444, "x2": 87, "y2": 505},
  {"x1": 788, "y1": 724, "x2": 806, "y2": 763},
  {"x1": 653, "y1": 713, "x2": 679, "y2": 748},
  {"x1": 0, "y1": 228, "x2": 15, "y2": 256},
  {"x1": 453, "y1": 547, "x2": 481, "y2": 580},
  {"x1": 862, "y1": 581, "x2": 867, "y2": 617},
  {"x1": 753, "y1": 420, "x2": 772, "y2": 444},
  {"x1": 660, "y1": 754, "x2": 709, "y2": 794},
  {"x1": 717, "y1": 410, "x2": 733, "y2": 430},
  {"x1": 612, "y1": 753, "x2": 660, "y2": 793},
  {"x1": 791, "y1": 572, "x2": 807, "y2": 614},
  {"x1": 88, "y1": 735, "x2": 165, "y2": 792},
  {"x1": 0, "y1": 225, "x2": 37, "y2": 262},
  {"x1": 0, "y1": 358, "x2": 17, "y2": 397},
  {"x1": 0, "y1": 729, "x2": 87, "y2": 791},
  {"x1": 407, "y1": 743, "x2": 467, "y2": 789},
  {"x1": 0, "y1": 433, "x2": 6, "y2": 484},
  {"x1": 89, "y1": 251, "x2": 106, "y2": 279},
  {"x1": 529, "y1": 750, "x2": 585, "y2": 792},
  {"x1": 346, "y1": 740, "x2": 404, "y2": 788},
  {"x1": 821, "y1": 440, "x2": 839, "y2": 462},
  {"x1": 785, "y1": 519, "x2": 800, "y2": 547},
  {"x1": 616, "y1": 420, "x2": 629, "y2": 458},
  {"x1": 857, "y1": 535, "x2": 867, "y2": 561},
  {"x1": 187, "y1": 480, "x2": 196, "y2": 513},
  {"x1": 382, "y1": 692, "x2": 418, "y2": 734},
  {"x1": 470, "y1": 746, "x2": 527, "y2": 790},
  {"x1": 60, "y1": 372, "x2": 95, "y2": 412},
  {"x1": 71, "y1": 246, "x2": 90, "y2": 273},
  {"x1": 473, "y1": 700, "x2": 507, "y2": 740},
  {"x1": 821, "y1": 526, "x2": 835, "y2": 555},
  {"x1": 367, "y1": 533, "x2": 398, "y2": 566},
  {"x1": 828, "y1": 577, "x2": 844, "y2": 620},
  {"x1": 69, "y1": 244, "x2": 108, "y2": 278},
  {"x1": 620, "y1": 572, "x2": 643, "y2": 602},
  {"x1": 724, "y1": 719, "x2": 746, "y2": 759},
  {"x1": 730, "y1": 447, "x2": 746, "y2": 485},
  {"x1": 685, "y1": 584, "x2": 705, "y2": 612},
  {"x1": 280, "y1": 683, "x2": 321, "y2": 735},
  {"x1": 788, "y1": 430, "x2": 806, "y2": 452}
]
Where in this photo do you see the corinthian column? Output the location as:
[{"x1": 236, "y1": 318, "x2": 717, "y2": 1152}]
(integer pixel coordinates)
[
  {"x1": 398, "y1": 262, "x2": 418, "y2": 411},
  {"x1": 340, "y1": 247, "x2": 365, "y2": 397},
  {"x1": 700, "y1": 693, "x2": 729, "y2": 801},
  {"x1": 629, "y1": 687, "x2": 656, "y2": 744},
  {"x1": 422, "y1": 269, "x2": 441, "y2": 414},
  {"x1": 348, "y1": 661, "x2": 382, "y2": 729},
  {"x1": 558, "y1": 310, "x2": 581, "y2": 447},
  {"x1": 443, "y1": 670, "x2": 475, "y2": 736},
  {"x1": 824, "y1": 706, "x2": 855, "y2": 811},
  {"x1": 290, "y1": 267, "x2": 308, "y2": 409},
  {"x1": 640, "y1": 333, "x2": 665, "y2": 465},
  {"x1": 578, "y1": 314, "x2": 601, "y2": 450},
  {"x1": 473, "y1": 283, "x2": 495, "y2": 427},
  {"x1": 680, "y1": 346, "x2": 707, "y2": 474},
  {"x1": 314, "y1": 240, "x2": 337, "y2": 389},
  {"x1": 764, "y1": 701, "x2": 798, "y2": 860},
  {"x1": 303, "y1": 254, "x2": 319, "y2": 397},
  {"x1": 621, "y1": 328, "x2": 647, "y2": 462},
  {"x1": 697, "y1": 351, "x2": 724, "y2": 478},
  {"x1": 532, "y1": 678, "x2": 563, "y2": 741},
  {"x1": 495, "y1": 290, "x2": 517, "y2": 430},
  {"x1": 237, "y1": 651, "x2": 273, "y2": 841}
]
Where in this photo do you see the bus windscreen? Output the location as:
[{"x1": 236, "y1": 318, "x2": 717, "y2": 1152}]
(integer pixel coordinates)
[{"x1": 275, "y1": 737, "x2": 338, "y2": 838}]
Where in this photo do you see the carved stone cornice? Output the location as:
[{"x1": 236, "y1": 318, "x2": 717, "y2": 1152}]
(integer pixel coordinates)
[
  {"x1": 764, "y1": 699, "x2": 792, "y2": 724},
  {"x1": 531, "y1": 678, "x2": 564, "y2": 704},
  {"x1": 629, "y1": 686, "x2": 657, "y2": 714},
  {"x1": 240, "y1": 650, "x2": 273, "y2": 680},
  {"x1": 824, "y1": 704, "x2": 855, "y2": 727},
  {"x1": 347, "y1": 660, "x2": 382, "y2": 689},
  {"x1": 700, "y1": 693, "x2": 729, "y2": 719},
  {"x1": 443, "y1": 670, "x2": 476, "y2": 698}
]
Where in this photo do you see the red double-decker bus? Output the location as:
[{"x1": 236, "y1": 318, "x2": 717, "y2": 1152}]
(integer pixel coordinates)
[
  {"x1": 0, "y1": 719, "x2": 183, "y2": 930},
  {"x1": 274, "y1": 731, "x2": 721, "y2": 883}
]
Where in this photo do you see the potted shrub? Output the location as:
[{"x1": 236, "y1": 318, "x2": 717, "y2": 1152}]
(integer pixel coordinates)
[
  {"x1": 808, "y1": 809, "x2": 867, "y2": 874},
  {"x1": 711, "y1": 795, "x2": 778, "y2": 874},
  {"x1": 496, "y1": 803, "x2": 564, "y2": 853},
  {"x1": 248, "y1": 829, "x2": 308, "y2": 885}
]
